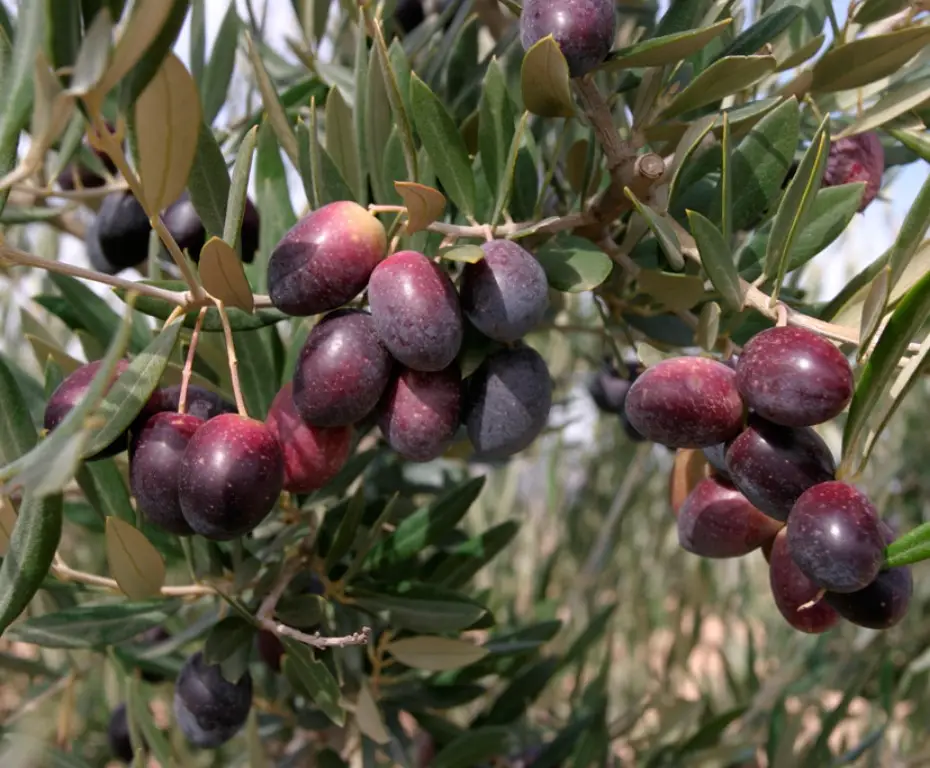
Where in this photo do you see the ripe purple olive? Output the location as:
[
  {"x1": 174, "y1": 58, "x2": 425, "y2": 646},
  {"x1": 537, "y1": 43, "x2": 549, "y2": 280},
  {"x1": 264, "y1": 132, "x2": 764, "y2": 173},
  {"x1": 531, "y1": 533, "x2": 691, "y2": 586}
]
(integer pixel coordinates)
[
  {"x1": 624, "y1": 357, "x2": 746, "y2": 449},
  {"x1": 94, "y1": 191, "x2": 152, "y2": 272},
  {"x1": 292, "y1": 309, "x2": 394, "y2": 427},
  {"x1": 367, "y1": 250, "x2": 464, "y2": 371},
  {"x1": 725, "y1": 417, "x2": 836, "y2": 522},
  {"x1": 265, "y1": 382, "x2": 351, "y2": 493},
  {"x1": 787, "y1": 481, "x2": 885, "y2": 593},
  {"x1": 460, "y1": 240, "x2": 549, "y2": 343},
  {"x1": 520, "y1": 0, "x2": 617, "y2": 77},
  {"x1": 768, "y1": 527, "x2": 840, "y2": 634},
  {"x1": 129, "y1": 412, "x2": 203, "y2": 535},
  {"x1": 378, "y1": 365, "x2": 462, "y2": 462},
  {"x1": 677, "y1": 476, "x2": 782, "y2": 558},
  {"x1": 174, "y1": 651, "x2": 252, "y2": 748},
  {"x1": 177, "y1": 414, "x2": 284, "y2": 540},
  {"x1": 735, "y1": 327, "x2": 853, "y2": 427},
  {"x1": 44, "y1": 359, "x2": 133, "y2": 460},
  {"x1": 163, "y1": 192, "x2": 260, "y2": 264},
  {"x1": 267, "y1": 201, "x2": 387, "y2": 316},
  {"x1": 823, "y1": 132, "x2": 884, "y2": 212},
  {"x1": 257, "y1": 629, "x2": 286, "y2": 672},
  {"x1": 825, "y1": 522, "x2": 912, "y2": 629},
  {"x1": 587, "y1": 366, "x2": 631, "y2": 415},
  {"x1": 702, "y1": 443, "x2": 730, "y2": 481},
  {"x1": 107, "y1": 704, "x2": 137, "y2": 763},
  {"x1": 463, "y1": 345, "x2": 552, "y2": 460}
]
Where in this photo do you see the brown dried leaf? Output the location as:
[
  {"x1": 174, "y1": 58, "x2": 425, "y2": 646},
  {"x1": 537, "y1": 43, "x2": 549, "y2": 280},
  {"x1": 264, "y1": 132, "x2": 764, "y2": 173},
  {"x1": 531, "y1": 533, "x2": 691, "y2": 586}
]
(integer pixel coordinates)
[
  {"x1": 105, "y1": 517, "x2": 165, "y2": 600},
  {"x1": 199, "y1": 237, "x2": 255, "y2": 313},
  {"x1": 396, "y1": 181, "x2": 446, "y2": 234}
]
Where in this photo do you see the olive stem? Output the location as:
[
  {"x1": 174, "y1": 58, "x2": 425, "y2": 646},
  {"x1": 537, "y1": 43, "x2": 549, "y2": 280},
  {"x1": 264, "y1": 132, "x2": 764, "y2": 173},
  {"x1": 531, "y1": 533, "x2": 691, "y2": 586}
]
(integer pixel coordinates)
[
  {"x1": 426, "y1": 211, "x2": 591, "y2": 240},
  {"x1": 259, "y1": 619, "x2": 371, "y2": 649},
  {"x1": 178, "y1": 307, "x2": 207, "y2": 415},
  {"x1": 50, "y1": 557, "x2": 215, "y2": 597},
  {"x1": 214, "y1": 298, "x2": 249, "y2": 418},
  {"x1": 256, "y1": 555, "x2": 305, "y2": 622},
  {"x1": 0, "y1": 242, "x2": 188, "y2": 306},
  {"x1": 15, "y1": 178, "x2": 130, "y2": 201},
  {"x1": 87, "y1": 113, "x2": 207, "y2": 301}
]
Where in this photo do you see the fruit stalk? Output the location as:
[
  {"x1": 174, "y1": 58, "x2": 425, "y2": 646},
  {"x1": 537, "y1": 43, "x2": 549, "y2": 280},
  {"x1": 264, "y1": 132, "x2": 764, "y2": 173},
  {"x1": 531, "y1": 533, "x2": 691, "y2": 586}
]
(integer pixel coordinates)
[
  {"x1": 214, "y1": 299, "x2": 249, "y2": 417},
  {"x1": 51, "y1": 555, "x2": 214, "y2": 596},
  {"x1": 178, "y1": 308, "x2": 208, "y2": 415}
]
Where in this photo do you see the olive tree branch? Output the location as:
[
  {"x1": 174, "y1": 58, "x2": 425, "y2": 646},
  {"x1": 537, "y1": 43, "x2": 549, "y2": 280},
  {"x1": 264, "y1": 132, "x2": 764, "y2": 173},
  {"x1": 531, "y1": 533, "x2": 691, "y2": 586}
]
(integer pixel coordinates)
[
  {"x1": 0, "y1": 242, "x2": 189, "y2": 305},
  {"x1": 50, "y1": 556, "x2": 215, "y2": 597},
  {"x1": 258, "y1": 619, "x2": 372, "y2": 649}
]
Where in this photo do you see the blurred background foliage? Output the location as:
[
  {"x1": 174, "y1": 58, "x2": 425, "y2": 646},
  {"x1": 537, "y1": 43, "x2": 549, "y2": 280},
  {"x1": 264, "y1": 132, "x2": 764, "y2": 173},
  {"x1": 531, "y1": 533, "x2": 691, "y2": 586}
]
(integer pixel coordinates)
[{"x1": 0, "y1": 0, "x2": 928, "y2": 767}]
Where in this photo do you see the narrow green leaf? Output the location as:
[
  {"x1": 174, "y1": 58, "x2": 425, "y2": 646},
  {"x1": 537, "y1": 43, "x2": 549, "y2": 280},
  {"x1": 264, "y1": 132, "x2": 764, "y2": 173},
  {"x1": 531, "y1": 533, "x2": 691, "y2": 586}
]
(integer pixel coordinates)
[
  {"x1": 854, "y1": 0, "x2": 910, "y2": 24},
  {"x1": 0, "y1": 0, "x2": 43, "y2": 214},
  {"x1": 666, "y1": 113, "x2": 716, "y2": 206},
  {"x1": 688, "y1": 210, "x2": 742, "y2": 311},
  {"x1": 711, "y1": 97, "x2": 800, "y2": 233},
  {"x1": 8, "y1": 599, "x2": 182, "y2": 648},
  {"x1": 352, "y1": 586, "x2": 488, "y2": 634},
  {"x1": 478, "y1": 59, "x2": 516, "y2": 197},
  {"x1": 432, "y1": 520, "x2": 520, "y2": 589},
  {"x1": 811, "y1": 26, "x2": 930, "y2": 93},
  {"x1": 410, "y1": 73, "x2": 475, "y2": 216},
  {"x1": 201, "y1": 1, "x2": 239, "y2": 124},
  {"x1": 716, "y1": 6, "x2": 802, "y2": 59},
  {"x1": 364, "y1": 477, "x2": 485, "y2": 571},
  {"x1": 76, "y1": 460, "x2": 133, "y2": 523},
  {"x1": 720, "y1": 112, "x2": 731, "y2": 242},
  {"x1": 307, "y1": 101, "x2": 356, "y2": 206},
  {"x1": 118, "y1": 0, "x2": 190, "y2": 108},
  {"x1": 0, "y1": 356, "x2": 38, "y2": 464},
  {"x1": 885, "y1": 521, "x2": 930, "y2": 567},
  {"x1": 82, "y1": 320, "x2": 183, "y2": 458},
  {"x1": 431, "y1": 727, "x2": 512, "y2": 768},
  {"x1": 600, "y1": 19, "x2": 732, "y2": 70},
  {"x1": 281, "y1": 639, "x2": 345, "y2": 726},
  {"x1": 839, "y1": 77, "x2": 930, "y2": 138},
  {"x1": 187, "y1": 122, "x2": 230, "y2": 242},
  {"x1": 245, "y1": 31, "x2": 298, "y2": 167},
  {"x1": 625, "y1": 188, "x2": 684, "y2": 271},
  {"x1": 353, "y1": 15, "x2": 369, "y2": 205},
  {"x1": 490, "y1": 111, "x2": 528, "y2": 225},
  {"x1": 842, "y1": 269, "x2": 930, "y2": 474},
  {"x1": 697, "y1": 301, "x2": 721, "y2": 351},
  {"x1": 325, "y1": 87, "x2": 362, "y2": 200},
  {"x1": 234, "y1": 329, "x2": 277, "y2": 419},
  {"x1": 203, "y1": 616, "x2": 255, "y2": 666},
  {"x1": 225, "y1": 124, "x2": 258, "y2": 254},
  {"x1": 324, "y1": 484, "x2": 366, "y2": 572},
  {"x1": 46, "y1": 0, "x2": 82, "y2": 75},
  {"x1": 764, "y1": 117, "x2": 830, "y2": 299},
  {"x1": 661, "y1": 56, "x2": 776, "y2": 119},
  {"x1": 0, "y1": 492, "x2": 63, "y2": 636},
  {"x1": 127, "y1": 677, "x2": 173, "y2": 767},
  {"x1": 253, "y1": 121, "x2": 296, "y2": 293}
]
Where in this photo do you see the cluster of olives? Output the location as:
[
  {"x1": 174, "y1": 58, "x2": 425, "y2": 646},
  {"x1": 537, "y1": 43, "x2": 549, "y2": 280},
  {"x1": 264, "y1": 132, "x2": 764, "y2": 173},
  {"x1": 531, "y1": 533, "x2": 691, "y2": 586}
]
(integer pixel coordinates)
[
  {"x1": 60, "y1": 128, "x2": 260, "y2": 275},
  {"x1": 267, "y1": 200, "x2": 554, "y2": 464},
  {"x1": 624, "y1": 326, "x2": 913, "y2": 634}
]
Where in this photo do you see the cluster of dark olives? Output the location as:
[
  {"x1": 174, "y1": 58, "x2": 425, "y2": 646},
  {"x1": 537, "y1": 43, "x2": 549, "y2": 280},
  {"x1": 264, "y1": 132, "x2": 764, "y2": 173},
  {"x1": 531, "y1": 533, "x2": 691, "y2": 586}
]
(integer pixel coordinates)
[
  {"x1": 625, "y1": 326, "x2": 912, "y2": 634},
  {"x1": 586, "y1": 358, "x2": 646, "y2": 442},
  {"x1": 267, "y1": 200, "x2": 554, "y2": 464}
]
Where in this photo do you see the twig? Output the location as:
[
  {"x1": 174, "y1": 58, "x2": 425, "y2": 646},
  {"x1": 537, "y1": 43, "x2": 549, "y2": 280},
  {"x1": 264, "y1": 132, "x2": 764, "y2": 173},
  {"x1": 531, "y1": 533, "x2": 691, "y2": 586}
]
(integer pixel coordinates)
[
  {"x1": 257, "y1": 555, "x2": 306, "y2": 622},
  {"x1": 427, "y1": 211, "x2": 590, "y2": 240},
  {"x1": 15, "y1": 179, "x2": 130, "y2": 201},
  {"x1": 50, "y1": 558, "x2": 215, "y2": 597},
  {"x1": 260, "y1": 618, "x2": 371, "y2": 649},
  {"x1": 0, "y1": 243, "x2": 188, "y2": 305},
  {"x1": 214, "y1": 298, "x2": 248, "y2": 417},
  {"x1": 178, "y1": 308, "x2": 207, "y2": 415}
]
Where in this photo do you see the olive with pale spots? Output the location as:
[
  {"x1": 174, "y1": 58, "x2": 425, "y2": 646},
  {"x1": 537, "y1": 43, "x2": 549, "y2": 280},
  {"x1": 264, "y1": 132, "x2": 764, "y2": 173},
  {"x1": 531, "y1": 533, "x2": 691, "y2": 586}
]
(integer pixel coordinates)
[
  {"x1": 787, "y1": 481, "x2": 885, "y2": 593},
  {"x1": 463, "y1": 345, "x2": 552, "y2": 460},
  {"x1": 677, "y1": 475, "x2": 782, "y2": 558},
  {"x1": 368, "y1": 250, "x2": 464, "y2": 371},
  {"x1": 725, "y1": 416, "x2": 836, "y2": 522},
  {"x1": 460, "y1": 240, "x2": 549, "y2": 343},
  {"x1": 520, "y1": 0, "x2": 617, "y2": 77},
  {"x1": 265, "y1": 382, "x2": 352, "y2": 493},
  {"x1": 293, "y1": 309, "x2": 394, "y2": 427},
  {"x1": 768, "y1": 527, "x2": 839, "y2": 634},
  {"x1": 174, "y1": 651, "x2": 252, "y2": 748},
  {"x1": 177, "y1": 414, "x2": 284, "y2": 540},
  {"x1": 378, "y1": 364, "x2": 461, "y2": 462},
  {"x1": 735, "y1": 326, "x2": 853, "y2": 427},
  {"x1": 624, "y1": 357, "x2": 745, "y2": 449},
  {"x1": 130, "y1": 412, "x2": 203, "y2": 535},
  {"x1": 267, "y1": 201, "x2": 387, "y2": 316}
]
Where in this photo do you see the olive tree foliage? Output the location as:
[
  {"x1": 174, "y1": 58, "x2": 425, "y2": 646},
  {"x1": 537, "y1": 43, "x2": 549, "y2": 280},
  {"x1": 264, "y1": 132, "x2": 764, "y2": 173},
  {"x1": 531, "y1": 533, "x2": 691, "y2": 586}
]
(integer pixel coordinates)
[{"x1": 0, "y1": 0, "x2": 928, "y2": 765}]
